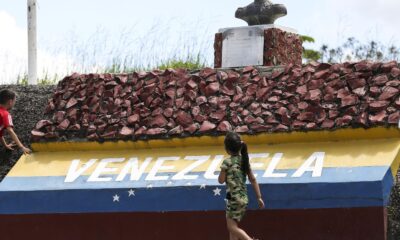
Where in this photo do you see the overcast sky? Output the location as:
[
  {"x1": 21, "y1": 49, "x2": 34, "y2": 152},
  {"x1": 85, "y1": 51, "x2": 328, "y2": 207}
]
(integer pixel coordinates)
[{"x1": 1, "y1": 0, "x2": 400, "y2": 83}]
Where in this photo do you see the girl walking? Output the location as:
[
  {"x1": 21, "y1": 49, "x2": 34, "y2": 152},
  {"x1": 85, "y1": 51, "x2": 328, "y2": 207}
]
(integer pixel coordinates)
[{"x1": 219, "y1": 132, "x2": 265, "y2": 240}]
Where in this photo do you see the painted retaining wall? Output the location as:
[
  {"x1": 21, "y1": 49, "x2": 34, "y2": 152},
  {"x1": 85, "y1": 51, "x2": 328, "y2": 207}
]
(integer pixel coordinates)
[{"x1": 0, "y1": 61, "x2": 399, "y2": 240}]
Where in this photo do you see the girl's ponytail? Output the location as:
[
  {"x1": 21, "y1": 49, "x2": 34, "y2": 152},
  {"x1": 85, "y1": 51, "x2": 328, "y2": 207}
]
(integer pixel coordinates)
[{"x1": 241, "y1": 142, "x2": 250, "y2": 174}]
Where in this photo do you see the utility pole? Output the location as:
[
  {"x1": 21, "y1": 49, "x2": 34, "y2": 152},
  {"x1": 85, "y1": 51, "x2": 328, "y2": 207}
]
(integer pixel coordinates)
[{"x1": 27, "y1": 0, "x2": 37, "y2": 85}]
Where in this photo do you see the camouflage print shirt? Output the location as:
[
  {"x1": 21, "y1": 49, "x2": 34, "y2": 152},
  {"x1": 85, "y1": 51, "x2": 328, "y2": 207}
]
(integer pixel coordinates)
[{"x1": 220, "y1": 155, "x2": 248, "y2": 202}]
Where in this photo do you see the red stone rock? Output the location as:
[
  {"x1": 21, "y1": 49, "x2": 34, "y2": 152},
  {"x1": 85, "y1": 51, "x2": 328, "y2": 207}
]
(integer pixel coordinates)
[
  {"x1": 306, "y1": 89, "x2": 322, "y2": 101},
  {"x1": 195, "y1": 114, "x2": 207, "y2": 123},
  {"x1": 297, "y1": 102, "x2": 308, "y2": 110},
  {"x1": 134, "y1": 127, "x2": 147, "y2": 136},
  {"x1": 307, "y1": 79, "x2": 324, "y2": 90},
  {"x1": 169, "y1": 126, "x2": 183, "y2": 135},
  {"x1": 347, "y1": 78, "x2": 366, "y2": 90},
  {"x1": 210, "y1": 110, "x2": 226, "y2": 121},
  {"x1": 244, "y1": 115, "x2": 258, "y2": 125},
  {"x1": 354, "y1": 62, "x2": 372, "y2": 72},
  {"x1": 381, "y1": 61, "x2": 397, "y2": 73},
  {"x1": 243, "y1": 66, "x2": 255, "y2": 74},
  {"x1": 221, "y1": 84, "x2": 235, "y2": 96},
  {"x1": 268, "y1": 96, "x2": 280, "y2": 102},
  {"x1": 119, "y1": 127, "x2": 134, "y2": 137},
  {"x1": 388, "y1": 112, "x2": 400, "y2": 124},
  {"x1": 341, "y1": 95, "x2": 358, "y2": 107},
  {"x1": 128, "y1": 114, "x2": 140, "y2": 125},
  {"x1": 31, "y1": 130, "x2": 45, "y2": 138},
  {"x1": 369, "y1": 101, "x2": 389, "y2": 112},
  {"x1": 266, "y1": 116, "x2": 279, "y2": 124},
  {"x1": 313, "y1": 69, "x2": 330, "y2": 79},
  {"x1": 45, "y1": 100, "x2": 55, "y2": 114},
  {"x1": 196, "y1": 96, "x2": 207, "y2": 105},
  {"x1": 355, "y1": 112, "x2": 368, "y2": 126},
  {"x1": 336, "y1": 115, "x2": 353, "y2": 126},
  {"x1": 297, "y1": 112, "x2": 315, "y2": 121},
  {"x1": 217, "y1": 71, "x2": 229, "y2": 81},
  {"x1": 150, "y1": 115, "x2": 168, "y2": 128},
  {"x1": 185, "y1": 123, "x2": 200, "y2": 134},
  {"x1": 241, "y1": 109, "x2": 250, "y2": 117},
  {"x1": 292, "y1": 120, "x2": 306, "y2": 129},
  {"x1": 321, "y1": 119, "x2": 335, "y2": 128},
  {"x1": 146, "y1": 128, "x2": 167, "y2": 136},
  {"x1": 246, "y1": 84, "x2": 258, "y2": 96},
  {"x1": 163, "y1": 108, "x2": 174, "y2": 118},
  {"x1": 205, "y1": 82, "x2": 220, "y2": 96},
  {"x1": 208, "y1": 96, "x2": 218, "y2": 108},
  {"x1": 396, "y1": 98, "x2": 400, "y2": 108},
  {"x1": 235, "y1": 125, "x2": 249, "y2": 133},
  {"x1": 390, "y1": 67, "x2": 400, "y2": 78},
  {"x1": 250, "y1": 124, "x2": 272, "y2": 132},
  {"x1": 165, "y1": 88, "x2": 176, "y2": 99},
  {"x1": 378, "y1": 86, "x2": 399, "y2": 100},
  {"x1": 296, "y1": 85, "x2": 307, "y2": 96},
  {"x1": 187, "y1": 79, "x2": 198, "y2": 89},
  {"x1": 343, "y1": 106, "x2": 358, "y2": 116},
  {"x1": 66, "y1": 97, "x2": 78, "y2": 109},
  {"x1": 176, "y1": 111, "x2": 193, "y2": 128},
  {"x1": 175, "y1": 98, "x2": 184, "y2": 109},
  {"x1": 274, "y1": 124, "x2": 289, "y2": 131},
  {"x1": 352, "y1": 87, "x2": 367, "y2": 97},
  {"x1": 69, "y1": 123, "x2": 81, "y2": 131},
  {"x1": 370, "y1": 87, "x2": 381, "y2": 97},
  {"x1": 87, "y1": 133, "x2": 99, "y2": 141},
  {"x1": 305, "y1": 123, "x2": 317, "y2": 129},
  {"x1": 372, "y1": 75, "x2": 389, "y2": 86},
  {"x1": 199, "y1": 68, "x2": 216, "y2": 78},
  {"x1": 199, "y1": 121, "x2": 216, "y2": 132},
  {"x1": 369, "y1": 111, "x2": 387, "y2": 123},
  {"x1": 217, "y1": 121, "x2": 232, "y2": 132},
  {"x1": 256, "y1": 87, "x2": 270, "y2": 100},
  {"x1": 218, "y1": 96, "x2": 231, "y2": 109},
  {"x1": 386, "y1": 80, "x2": 400, "y2": 87},
  {"x1": 35, "y1": 120, "x2": 53, "y2": 130},
  {"x1": 57, "y1": 119, "x2": 70, "y2": 131}
]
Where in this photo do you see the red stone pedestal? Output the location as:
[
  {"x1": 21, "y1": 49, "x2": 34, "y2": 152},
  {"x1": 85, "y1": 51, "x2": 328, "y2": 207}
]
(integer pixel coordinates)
[{"x1": 214, "y1": 27, "x2": 302, "y2": 68}]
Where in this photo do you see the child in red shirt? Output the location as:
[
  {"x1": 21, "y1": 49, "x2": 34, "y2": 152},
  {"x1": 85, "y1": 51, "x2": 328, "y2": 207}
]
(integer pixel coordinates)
[{"x1": 0, "y1": 89, "x2": 31, "y2": 154}]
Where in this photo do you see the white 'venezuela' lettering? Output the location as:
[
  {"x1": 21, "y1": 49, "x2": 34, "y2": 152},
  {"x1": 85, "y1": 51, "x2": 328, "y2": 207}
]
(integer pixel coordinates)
[
  {"x1": 172, "y1": 156, "x2": 210, "y2": 180},
  {"x1": 88, "y1": 158, "x2": 125, "y2": 182},
  {"x1": 292, "y1": 152, "x2": 325, "y2": 178},
  {"x1": 116, "y1": 157, "x2": 152, "y2": 181},
  {"x1": 146, "y1": 157, "x2": 179, "y2": 181},
  {"x1": 65, "y1": 159, "x2": 97, "y2": 183},
  {"x1": 204, "y1": 155, "x2": 224, "y2": 179},
  {"x1": 263, "y1": 153, "x2": 287, "y2": 178},
  {"x1": 64, "y1": 152, "x2": 326, "y2": 183}
]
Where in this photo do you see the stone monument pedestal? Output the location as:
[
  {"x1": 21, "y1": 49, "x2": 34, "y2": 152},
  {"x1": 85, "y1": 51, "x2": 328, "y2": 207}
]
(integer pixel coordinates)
[{"x1": 214, "y1": 25, "x2": 302, "y2": 68}]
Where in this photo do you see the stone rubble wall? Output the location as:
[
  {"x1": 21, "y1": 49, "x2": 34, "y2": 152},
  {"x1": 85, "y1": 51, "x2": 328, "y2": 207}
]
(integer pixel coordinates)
[{"x1": 31, "y1": 62, "x2": 399, "y2": 143}]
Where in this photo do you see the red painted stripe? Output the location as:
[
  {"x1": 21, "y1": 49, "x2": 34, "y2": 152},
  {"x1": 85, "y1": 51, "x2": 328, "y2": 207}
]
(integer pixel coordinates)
[{"x1": 0, "y1": 207, "x2": 387, "y2": 240}]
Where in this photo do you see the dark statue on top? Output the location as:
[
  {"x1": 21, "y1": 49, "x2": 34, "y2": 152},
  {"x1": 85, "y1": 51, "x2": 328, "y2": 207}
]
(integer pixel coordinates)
[{"x1": 235, "y1": 0, "x2": 287, "y2": 26}]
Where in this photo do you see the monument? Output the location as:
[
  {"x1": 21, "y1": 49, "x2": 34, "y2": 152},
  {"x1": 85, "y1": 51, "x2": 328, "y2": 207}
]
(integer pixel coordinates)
[{"x1": 214, "y1": 0, "x2": 302, "y2": 68}]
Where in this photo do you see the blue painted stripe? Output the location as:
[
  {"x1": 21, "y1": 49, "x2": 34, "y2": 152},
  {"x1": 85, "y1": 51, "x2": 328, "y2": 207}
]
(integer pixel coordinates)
[
  {"x1": 0, "y1": 168, "x2": 394, "y2": 214},
  {"x1": 0, "y1": 166, "x2": 390, "y2": 191}
]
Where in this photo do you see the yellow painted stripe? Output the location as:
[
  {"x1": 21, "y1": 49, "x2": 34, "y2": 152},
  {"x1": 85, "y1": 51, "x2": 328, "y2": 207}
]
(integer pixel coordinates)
[
  {"x1": 9, "y1": 138, "x2": 400, "y2": 177},
  {"x1": 391, "y1": 148, "x2": 400, "y2": 179},
  {"x1": 31, "y1": 127, "x2": 400, "y2": 152}
]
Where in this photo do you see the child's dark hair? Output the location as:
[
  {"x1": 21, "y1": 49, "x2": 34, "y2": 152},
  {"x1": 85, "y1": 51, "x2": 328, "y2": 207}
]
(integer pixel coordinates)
[
  {"x1": 0, "y1": 90, "x2": 16, "y2": 105},
  {"x1": 224, "y1": 131, "x2": 250, "y2": 174}
]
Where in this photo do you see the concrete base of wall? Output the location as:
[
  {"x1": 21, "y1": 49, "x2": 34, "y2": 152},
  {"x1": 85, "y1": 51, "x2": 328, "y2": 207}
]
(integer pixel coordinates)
[{"x1": 0, "y1": 207, "x2": 387, "y2": 240}]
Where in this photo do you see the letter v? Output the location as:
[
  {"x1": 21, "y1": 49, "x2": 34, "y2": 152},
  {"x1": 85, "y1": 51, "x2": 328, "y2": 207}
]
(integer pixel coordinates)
[{"x1": 65, "y1": 159, "x2": 97, "y2": 183}]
